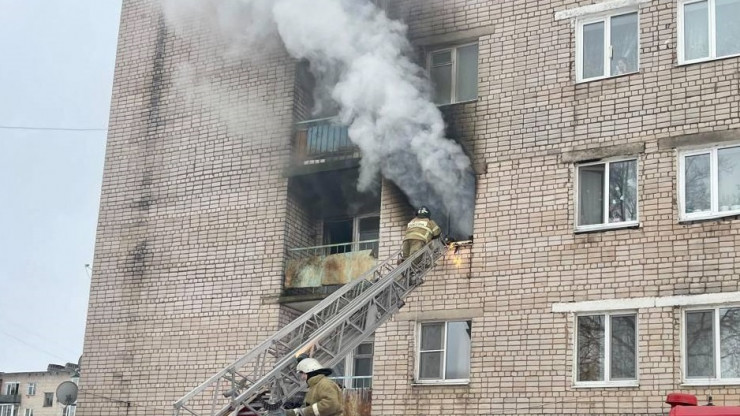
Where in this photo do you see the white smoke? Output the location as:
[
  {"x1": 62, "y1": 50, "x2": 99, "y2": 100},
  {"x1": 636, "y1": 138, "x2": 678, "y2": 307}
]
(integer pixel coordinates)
[{"x1": 161, "y1": 0, "x2": 475, "y2": 237}]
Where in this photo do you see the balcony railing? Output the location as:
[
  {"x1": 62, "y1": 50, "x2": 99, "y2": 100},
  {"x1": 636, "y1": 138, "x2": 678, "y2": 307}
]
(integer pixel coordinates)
[
  {"x1": 294, "y1": 117, "x2": 357, "y2": 161},
  {"x1": 0, "y1": 394, "x2": 20, "y2": 404},
  {"x1": 284, "y1": 240, "x2": 379, "y2": 289}
]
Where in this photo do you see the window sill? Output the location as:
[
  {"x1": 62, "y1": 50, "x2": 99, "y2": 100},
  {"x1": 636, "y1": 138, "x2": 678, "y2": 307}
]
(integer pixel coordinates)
[
  {"x1": 573, "y1": 380, "x2": 639, "y2": 388},
  {"x1": 682, "y1": 379, "x2": 740, "y2": 387},
  {"x1": 436, "y1": 99, "x2": 478, "y2": 108},
  {"x1": 679, "y1": 210, "x2": 740, "y2": 224},
  {"x1": 678, "y1": 52, "x2": 740, "y2": 67},
  {"x1": 412, "y1": 380, "x2": 470, "y2": 387},
  {"x1": 576, "y1": 70, "x2": 639, "y2": 84},
  {"x1": 574, "y1": 221, "x2": 640, "y2": 234}
]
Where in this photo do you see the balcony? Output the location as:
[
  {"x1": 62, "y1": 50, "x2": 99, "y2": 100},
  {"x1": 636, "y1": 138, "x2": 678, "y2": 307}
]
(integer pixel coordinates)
[
  {"x1": 283, "y1": 240, "x2": 378, "y2": 305},
  {"x1": 291, "y1": 118, "x2": 359, "y2": 174},
  {"x1": 0, "y1": 394, "x2": 20, "y2": 404}
]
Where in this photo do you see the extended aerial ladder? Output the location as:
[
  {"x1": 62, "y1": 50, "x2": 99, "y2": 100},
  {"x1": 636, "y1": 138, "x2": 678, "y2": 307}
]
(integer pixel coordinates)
[{"x1": 173, "y1": 238, "x2": 448, "y2": 416}]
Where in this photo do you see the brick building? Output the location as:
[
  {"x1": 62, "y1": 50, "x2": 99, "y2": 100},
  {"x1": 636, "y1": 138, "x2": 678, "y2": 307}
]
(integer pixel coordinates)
[
  {"x1": 0, "y1": 364, "x2": 79, "y2": 416},
  {"x1": 80, "y1": 0, "x2": 740, "y2": 415}
]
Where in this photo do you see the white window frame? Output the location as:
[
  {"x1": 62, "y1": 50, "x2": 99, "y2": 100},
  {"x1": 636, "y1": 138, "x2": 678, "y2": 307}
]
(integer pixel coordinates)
[
  {"x1": 682, "y1": 305, "x2": 740, "y2": 385},
  {"x1": 0, "y1": 405, "x2": 16, "y2": 416},
  {"x1": 23, "y1": 409, "x2": 32, "y2": 416},
  {"x1": 678, "y1": 143, "x2": 740, "y2": 221},
  {"x1": 574, "y1": 157, "x2": 640, "y2": 232},
  {"x1": 42, "y1": 393, "x2": 53, "y2": 407},
  {"x1": 678, "y1": 0, "x2": 740, "y2": 64},
  {"x1": 427, "y1": 42, "x2": 479, "y2": 105},
  {"x1": 576, "y1": 8, "x2": 640, "y2": 82},
  {"x1": 26, "y1": 383, "x2": 35, "y2": 396},
  {"x1": 573, "y1": 311, "x2": 639, "y2": 388},
  {"x1": 414, "y1": 320, "x2": 471, "y2": 385},
  {"x1": 331, "y1": 339, "x2": 374, "y2": 389},
  {"x1": 4, "y1": 383, "x2": 19, "y2": 396},
  {"x1": 63, "y1": 405, "x2": 76, "y2": 416}
]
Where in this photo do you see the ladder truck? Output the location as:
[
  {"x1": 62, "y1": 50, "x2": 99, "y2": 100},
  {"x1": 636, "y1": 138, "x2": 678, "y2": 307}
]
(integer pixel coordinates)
[{"x1": 173, "y1": 239, "x2": 448, "y2": 416}]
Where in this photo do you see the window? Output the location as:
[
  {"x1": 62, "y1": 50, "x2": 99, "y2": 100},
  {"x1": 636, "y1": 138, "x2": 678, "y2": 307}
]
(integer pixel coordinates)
[
  {"x1": 577, "y1": 11, "x2": 639, "y2": 82},
  {"x1": 43, "y1": 393, "x2": 53, "y2": 407},
  {"x1": 576, "y1": 158, "x2": 638, "y2": 230},
  {"x1": 416, "y1": 320, "x2": 471, "y2": 383},
  {"x1": 4, "y1": 383, "x2": 19, "y2": 396},
  {"x1": 23, "y1": 409, "x2": 32, "y2": 416},
  {"x1": 428, "y1": 43, "x2": 478, "y2": 105},
  {"x1": 26, "y1": 383, "x2": 35, "y2": 396},
  {"x1": 64, "y1": 406, "x2": 76, "y2": 416},
  {"x1": 331, "y1": 341, "x2": 374, "y2": 389},
  {"x1": 684, "y1": 307, "x2": 740, "y2": 382},
  {"x1": 679, "y1": 0, "x2": 740, "y2": 63},
  {"x1": 576, "y1": 312, "x2": 637, "y2": 386},
  {"x1": 679, "y1": 144, "x2": 740, "y2": 219},
  {"x1": 0, "y1": 405, "x2": 16, "y2": 416}
]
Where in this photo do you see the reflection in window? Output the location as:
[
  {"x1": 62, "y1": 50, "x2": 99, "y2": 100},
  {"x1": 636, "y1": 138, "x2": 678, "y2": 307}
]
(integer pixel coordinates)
[
  {"x1": 681, "y1": 145, "x2": 740, "y2": 218},
  {"x1": 685, "y1": 307, "x2": 740, "y2": 381},
  {"x1": 577, "y1": 313, "x2": 637, "y2": 383},
  {"x1": 577, "y1": 158, "x2": 638, "y2": 229}
]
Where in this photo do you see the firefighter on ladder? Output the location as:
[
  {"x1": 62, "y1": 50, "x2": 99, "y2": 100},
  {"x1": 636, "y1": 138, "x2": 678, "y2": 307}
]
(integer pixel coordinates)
[
  {"x1": 401, "y1": 206, "x2": 441, "y2": 262},
  {"x1": 275, "y1": 355, "x2": 343, "y2": 416}
]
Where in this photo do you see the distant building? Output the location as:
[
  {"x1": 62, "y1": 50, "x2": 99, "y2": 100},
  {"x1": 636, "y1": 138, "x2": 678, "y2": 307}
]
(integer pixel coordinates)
[{"x1": 0, "y1": 363, "x2": 79, "y2": 416}]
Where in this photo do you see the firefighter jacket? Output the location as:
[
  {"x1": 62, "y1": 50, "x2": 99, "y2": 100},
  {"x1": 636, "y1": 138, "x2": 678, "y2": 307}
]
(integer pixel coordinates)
[
  {"x1": 403, "y1": 217, "x2": 441, "y2": 243},
  {"x1": 287, "y1": 374, "x2": 343, "y2": 416}
]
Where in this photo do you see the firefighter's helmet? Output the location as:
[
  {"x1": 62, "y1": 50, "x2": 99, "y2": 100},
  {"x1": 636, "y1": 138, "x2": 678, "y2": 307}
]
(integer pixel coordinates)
[
  {"x1": 416, "y1": 206, "x2": 431, "y2": 218},
  {"x1": 296, "y1": 357, "x2": 324, "y2": 374}
]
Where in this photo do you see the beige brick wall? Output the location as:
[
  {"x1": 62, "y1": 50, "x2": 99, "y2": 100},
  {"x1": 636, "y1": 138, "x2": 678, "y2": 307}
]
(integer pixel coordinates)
[{"x1": 80, "y1": 1, "x2": 298, "y2": 414}]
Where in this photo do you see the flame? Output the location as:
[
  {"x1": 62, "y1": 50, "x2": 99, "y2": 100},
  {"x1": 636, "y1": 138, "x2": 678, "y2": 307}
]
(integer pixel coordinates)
[{"x1": 446, "y1": 245, "x2": 463, "y2": 267}]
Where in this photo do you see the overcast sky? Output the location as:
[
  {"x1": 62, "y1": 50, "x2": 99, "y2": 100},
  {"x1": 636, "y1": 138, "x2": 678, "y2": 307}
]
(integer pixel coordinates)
[{"x1": 0, "y1": 0, "x2": 122, "y2": 373}]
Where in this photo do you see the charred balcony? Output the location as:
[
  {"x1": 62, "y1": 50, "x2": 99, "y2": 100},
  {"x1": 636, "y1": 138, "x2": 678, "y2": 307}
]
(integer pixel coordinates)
[{"x1": 282, "y1": 168, "x2": 380, "y2": 311}]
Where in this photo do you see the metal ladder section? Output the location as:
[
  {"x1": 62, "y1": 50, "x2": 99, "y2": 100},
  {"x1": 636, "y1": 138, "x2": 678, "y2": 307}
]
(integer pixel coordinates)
[{"x1": 173, "y1": 239, "x2": 447, "y2": 416}]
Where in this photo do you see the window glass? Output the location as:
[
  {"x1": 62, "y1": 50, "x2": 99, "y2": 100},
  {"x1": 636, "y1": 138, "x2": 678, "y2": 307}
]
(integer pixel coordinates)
[
  {"x1": 686, "y1": 310, "x2": 715, "y2": 378},
  {"x1": 431, "y1": 51, "x2": 452, "y2": 105},
  {"x1": 421, "y1": 322, "x2": 444, "y2": 350},
  {"x1": 611, "y1": 13, "x2": 639, "y2": 75},
  {"x1": 684, "y1": 1, "x2": 709, "y2": 60},
  {"x1": 718, "y1": 146, "x2": 740, "y2": 211},
  {"x1": 684, "y1": 153, "x2": 711, "y2": 213},
  {"x1": 720, "y1": 308, "x2": 740, "y2": 378},
  {"x1": 456, "y1": 44, "x2": 478, "y2": 102},
  {"x1": 583, "y1": 21, "x2": 605, "y2": 79},
  {"x1": 445, "y1": 321, "x2": 471, "y2": 379},
  {"x1": 716, "y1": 0, "x2": 740, "y2": 56},
  {"x1": 44, "y1": 392, "x2": 54, "y2": 407},
  {"x1": 608, "y1": 160, "x2": 638, "y2": 223},
  {"x1": 579, "y1": 164, "x2": 605, "y2": 226},
  {"x1": 577, "y1": 315, "x2": 605, "y2": 381},
  {"x1": 610, "y1": 315, "x2": 637, "y2": 379}
]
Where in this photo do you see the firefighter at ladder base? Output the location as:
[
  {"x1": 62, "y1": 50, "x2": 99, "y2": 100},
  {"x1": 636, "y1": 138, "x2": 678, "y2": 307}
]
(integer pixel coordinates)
[
  {"x1": 281, "y1": 355, "x2": 343, "y2": 416},
  {"x1": 401, "y1": 206, "x2": 441, "y2": 261}
]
